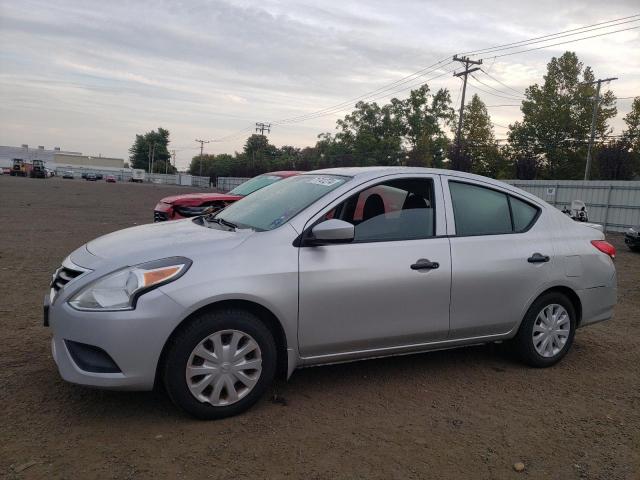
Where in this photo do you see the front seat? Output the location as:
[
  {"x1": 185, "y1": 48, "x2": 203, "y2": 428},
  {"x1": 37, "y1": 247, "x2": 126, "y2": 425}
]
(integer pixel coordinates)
[
  {"x1": 402, "y1": 194, "x2": 428, "y2": 210},
  {"x1": 362, "y1": 194, "x2": 385, "y2": 221}
]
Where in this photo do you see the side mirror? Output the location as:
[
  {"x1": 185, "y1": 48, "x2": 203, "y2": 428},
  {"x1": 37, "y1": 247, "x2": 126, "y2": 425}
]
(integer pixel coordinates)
[{"x1": 309, "y1": 219, "x2": 354, "y2": 245}]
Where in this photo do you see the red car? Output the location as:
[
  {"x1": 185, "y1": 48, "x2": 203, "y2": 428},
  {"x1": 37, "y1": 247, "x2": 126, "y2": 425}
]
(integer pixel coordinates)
[
  {"x1": 106, "y1": 175, "x2": 117, "y2": 183},
  {"x1": 153, "y1": 171, "x2": 301, "y2": 222}
]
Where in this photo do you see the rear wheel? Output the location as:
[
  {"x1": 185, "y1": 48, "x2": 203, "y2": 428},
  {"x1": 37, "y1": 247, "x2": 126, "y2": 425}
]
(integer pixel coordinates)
[
  {"x1": 514, "y1": 292, "x2": 576, "y2": 367},
  {"x1": 163, "y1": 309, "x2": 276, "y2": 419}
]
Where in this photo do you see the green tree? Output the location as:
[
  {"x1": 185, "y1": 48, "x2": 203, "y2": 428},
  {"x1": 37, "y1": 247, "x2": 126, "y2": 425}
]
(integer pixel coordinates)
[
  {"x1": 459, "y1": 94, "x2": 506, "y2": 177},
  {"x1": 393, "y1": 85, "x2": 453, "y2": 167},
  {"x1": 128, "y1": 127, "x2": 175, "y2": 173},
  {"x1": 507, "y1": 52, "x2": 616, "y2": 179},
  {"x1": 622, "y1": 97, "x2": 640, "y2": 154}
]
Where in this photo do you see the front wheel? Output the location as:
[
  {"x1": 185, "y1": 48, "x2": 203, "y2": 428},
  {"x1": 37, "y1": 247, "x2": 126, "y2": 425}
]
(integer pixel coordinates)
[
  {"x1": 163, "y1": 309, "x2": 277, "y2": 419},
  {"x1": 514, "y1": 292, "x2": 576, "y2": 368}
]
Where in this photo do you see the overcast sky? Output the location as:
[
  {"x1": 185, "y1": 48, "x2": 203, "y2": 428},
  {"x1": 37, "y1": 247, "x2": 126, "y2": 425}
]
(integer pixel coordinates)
[{"x1": 0, "y1": 0, "x2": 638, "y2": 169}]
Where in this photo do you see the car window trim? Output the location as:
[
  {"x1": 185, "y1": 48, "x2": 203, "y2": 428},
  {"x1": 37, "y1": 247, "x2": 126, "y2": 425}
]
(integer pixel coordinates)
[
  {"x1": 297, "y1": 176, "x2": 438, "y2": 247},
  {"x1": 447, "y1": 179, "x2": 541, "y2": 238}
]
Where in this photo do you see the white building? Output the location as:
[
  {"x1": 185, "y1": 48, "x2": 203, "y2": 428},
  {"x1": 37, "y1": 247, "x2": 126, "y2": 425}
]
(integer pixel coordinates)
[{"x1": 0, "y1": 144, "x2": 125, "y2": 171}]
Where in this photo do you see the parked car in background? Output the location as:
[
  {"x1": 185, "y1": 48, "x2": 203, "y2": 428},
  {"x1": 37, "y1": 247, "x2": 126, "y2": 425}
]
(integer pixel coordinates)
[
  {"x1": 625, "y1": 226, "x2": 640, "y2": 252},
  {"x1": 130, "y1": 169, "x2": 145, "y2": 183},
  {"x1": 86, "y1": 173, "x2": 97, "y2": 181},
  {"x1": 95, "y1": 173, "x2": 103, "y2": 180},
  {"x1": 62, "y1": 171, "x2": 74, "y2": 179},
  {"x1": 153, "y1": 171, "x2": 301, "y2": 222},
  {"x1": 45, "y1": 167, "x2": 617, "y2": 419},
  {"x1": 106, "y1": 175, "x2": 117, "y2": 183}
]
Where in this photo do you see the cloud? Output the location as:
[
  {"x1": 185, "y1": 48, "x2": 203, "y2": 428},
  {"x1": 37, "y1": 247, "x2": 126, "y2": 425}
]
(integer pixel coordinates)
[{"x1": 0, "y1": 0, "x2": 638, "y2": 168}]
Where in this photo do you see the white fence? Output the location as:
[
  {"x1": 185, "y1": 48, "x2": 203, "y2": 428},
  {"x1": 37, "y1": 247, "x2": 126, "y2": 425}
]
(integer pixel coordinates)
[
  {"x1": 216, "y1": 177, "x2": 249, "y2": 192},
  {"x1": 506, "y1": 180, "x2": 640, "y2": 232}
]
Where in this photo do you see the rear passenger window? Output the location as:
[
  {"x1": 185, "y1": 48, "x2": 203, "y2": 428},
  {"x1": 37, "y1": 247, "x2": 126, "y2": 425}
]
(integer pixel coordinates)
[
  {"x1": 511, "y1": 196, "x2": 538, "y2": 232},
  {"x1": 449, "y1": 182, "x2": 511, "y2": 235},
  {"x1": 449, "y1": 181, "x2": 539, "y2": 236}
]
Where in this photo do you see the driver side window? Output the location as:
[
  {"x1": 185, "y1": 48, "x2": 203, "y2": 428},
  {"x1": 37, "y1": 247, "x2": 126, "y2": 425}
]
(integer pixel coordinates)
[{"x1": 325, "y1": 178, "x2": 436, "y2": 242}]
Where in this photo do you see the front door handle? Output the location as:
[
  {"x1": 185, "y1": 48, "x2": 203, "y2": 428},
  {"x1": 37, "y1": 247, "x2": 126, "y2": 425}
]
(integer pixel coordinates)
[
  {"x1": 527, "y1": 253, "x2": 550, "y2": 263},
  {"x1": 411, "y1": 259, "x2": 440, "y2": 270}
]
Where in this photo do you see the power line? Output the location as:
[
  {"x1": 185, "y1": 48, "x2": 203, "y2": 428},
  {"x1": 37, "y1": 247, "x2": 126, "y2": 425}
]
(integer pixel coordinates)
[
  {"x1": 469, "y1": 77, "x2": 524, "y2": 101},
  {"x1": 273, "y1": 66, "x2": 457, "y2": 125},
  {"x1": 273, "y1": 60, "x2": 455, "y2": 125},
  {"x1": 480, "y1": 70, "x2": 526, "y2": 96},
  {"x1": 210, "y1": 16, "x2": 639, "y2": 142},
  {"x1": 461, "y1": 14, "x2": 640, "y2": 57},
  {"x1": 488, "y1": 25, "x2": 640, "y2": 59},
  {"x1": 469, "y1": 73, "x2": 524, "y2": 100}
]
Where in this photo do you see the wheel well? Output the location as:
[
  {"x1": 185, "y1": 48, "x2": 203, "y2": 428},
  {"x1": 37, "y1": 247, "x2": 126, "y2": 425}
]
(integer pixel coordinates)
[
  {"x1": 540, "y1": 286, "x2": 582, "y2": 326},
  {"x1": 155, "y1": 299, "x2": 289, "y2": 389}
]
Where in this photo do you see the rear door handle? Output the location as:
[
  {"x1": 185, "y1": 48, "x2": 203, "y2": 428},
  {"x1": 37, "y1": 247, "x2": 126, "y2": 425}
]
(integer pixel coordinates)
[
  {"x1": 527, "y1": 253, "x2": 550, "y2": 263},
  {"x1": 411, "y1": 259, "x2": 440, "y2": 270}
]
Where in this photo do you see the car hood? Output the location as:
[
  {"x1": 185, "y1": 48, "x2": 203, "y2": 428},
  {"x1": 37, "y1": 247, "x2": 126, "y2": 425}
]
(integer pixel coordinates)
[
  {"x1": 71, "y1": 219, "x2": 252, "y2": 269},
  {"x1": 160, "y1": 192, "x2": 243, "y2": 206}
]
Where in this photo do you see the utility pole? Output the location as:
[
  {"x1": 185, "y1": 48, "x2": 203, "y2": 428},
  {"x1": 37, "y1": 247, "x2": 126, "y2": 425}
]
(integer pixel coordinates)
[
  {"x1": 195, "y1": 139, "x2": 210, "y2": 177},
  {"x1": 583, "y1": 76, "x2": 617, "y2": 180},
  {"x1": 453, "y1": 55, "x2": 482, "y2": 153},
  {"x1": 171, "y1": 150, "x2": 176, "y2": 171},
  {"x1": 255, "y1": 122, "x2": 271, "y2": 135},
  {"x1": 150, "y1": 143, "x2": 156, "y2": 175}
]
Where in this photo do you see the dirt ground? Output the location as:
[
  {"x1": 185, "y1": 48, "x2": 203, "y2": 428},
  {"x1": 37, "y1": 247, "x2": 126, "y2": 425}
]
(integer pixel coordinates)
[{"x1": 0, "y1": 175, "x2": 638, "y2": 480}]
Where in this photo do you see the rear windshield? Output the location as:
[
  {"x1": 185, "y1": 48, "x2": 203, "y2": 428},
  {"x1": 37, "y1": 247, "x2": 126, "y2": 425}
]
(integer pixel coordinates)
[{"x1": 229, "y1": 175, "x2": 283, "y2": 196}]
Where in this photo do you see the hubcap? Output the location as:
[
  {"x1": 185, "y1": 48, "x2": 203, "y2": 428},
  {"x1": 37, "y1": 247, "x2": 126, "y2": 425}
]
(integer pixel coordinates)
[
  {"x1": 532, "y1": 304, "x2": 571, "y2": 358},
  {"x1": 185, "y1": 330, "x2": 262, "y2": 406}
]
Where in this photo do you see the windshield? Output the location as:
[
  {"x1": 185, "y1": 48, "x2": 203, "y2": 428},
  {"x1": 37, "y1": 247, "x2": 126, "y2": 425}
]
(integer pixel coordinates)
[
  {"x1": 216, "y1": 174, "x2": 349, "y2": 231},
  {"x1": 229, "y1": 174, "x2": 284, "y2": 196}
]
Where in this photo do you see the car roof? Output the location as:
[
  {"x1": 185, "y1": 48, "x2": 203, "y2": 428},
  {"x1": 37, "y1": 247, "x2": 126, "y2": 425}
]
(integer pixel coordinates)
[{"x1": 304, "y1": 166, "x2": 548, "y2": 207}]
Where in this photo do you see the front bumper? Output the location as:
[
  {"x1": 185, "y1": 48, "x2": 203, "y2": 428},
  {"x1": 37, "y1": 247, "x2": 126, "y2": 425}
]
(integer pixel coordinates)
[{"x1": 48, "y1": 288, "x2": 185, "y2": 390}]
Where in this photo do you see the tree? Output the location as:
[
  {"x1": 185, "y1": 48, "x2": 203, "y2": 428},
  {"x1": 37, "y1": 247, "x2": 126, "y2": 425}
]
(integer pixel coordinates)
[
  {"x1": 594, "y1": 141, "x2": 638, "y2": 180},
  {"x1": 128, "y1": 127, "x2": 176, "y2": 173},
  {"x1": 458, "y1": 94, "x2": 506, "y2": 177},
  {"x1": 622, "y1": 97, "x2": 640, "y2": 154},
  {"x1": 594, "y1": 98, "x2": 640, "y2": 180},
  {"x1": 393, "y1": 85, "x2": 454, "y2": 167},
  {"x1": 507, "y1": 52, "x2": 616, "y2": 179}
]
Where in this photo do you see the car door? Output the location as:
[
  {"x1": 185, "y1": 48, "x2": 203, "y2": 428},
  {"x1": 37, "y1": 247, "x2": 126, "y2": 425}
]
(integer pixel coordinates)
[
  {"x1": 298, "y1": 175, "x2": 451, "y2": 359},
  {"x1": 444, "y1": 177, "x2": 555, "y2": 339}
]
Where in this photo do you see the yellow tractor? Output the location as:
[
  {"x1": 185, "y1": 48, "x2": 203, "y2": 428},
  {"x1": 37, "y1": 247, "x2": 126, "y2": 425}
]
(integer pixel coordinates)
[{"x1": 9, "y1": 158, "x2": 30, "y2": 177}]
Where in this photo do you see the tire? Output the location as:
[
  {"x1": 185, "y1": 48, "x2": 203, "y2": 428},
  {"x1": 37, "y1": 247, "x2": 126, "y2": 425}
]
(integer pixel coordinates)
[
  {"x1": 513, "y1": 292, "x2": 576, "y2": 368},
  {"x1": 163, "y1": 308, "x2": 277, "y2": 420},
  {"x1": 628, "y1": 245, "x2": 640, "y2": 253}
]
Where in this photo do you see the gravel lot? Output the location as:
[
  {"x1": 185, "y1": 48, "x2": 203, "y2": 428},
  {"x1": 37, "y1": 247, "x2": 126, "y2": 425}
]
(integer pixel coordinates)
[{"x1": 1, "y1": 175, "x2": 639, "y2": 480}]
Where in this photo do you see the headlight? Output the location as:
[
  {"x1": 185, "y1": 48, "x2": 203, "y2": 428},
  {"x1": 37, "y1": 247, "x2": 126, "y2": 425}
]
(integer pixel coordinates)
[{"x1": 68, "y1": 257, "x2": 192, "y2": 311}]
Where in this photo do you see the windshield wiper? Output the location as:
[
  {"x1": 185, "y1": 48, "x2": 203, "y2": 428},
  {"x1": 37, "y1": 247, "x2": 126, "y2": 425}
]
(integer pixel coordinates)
[{"x1": 205, "y1": 215, "x2": 238, "y2": 230}]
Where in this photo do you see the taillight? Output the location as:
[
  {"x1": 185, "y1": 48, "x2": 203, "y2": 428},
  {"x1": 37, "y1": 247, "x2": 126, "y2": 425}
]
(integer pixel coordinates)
[{"x1": 591, "y1": 240, "x2": 616, "y2": 259}]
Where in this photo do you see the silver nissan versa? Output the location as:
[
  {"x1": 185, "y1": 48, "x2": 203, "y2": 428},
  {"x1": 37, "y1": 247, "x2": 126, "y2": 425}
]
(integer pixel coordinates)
[{"x1": 45, "y1": 167, "x2": 617, "y2": 419}]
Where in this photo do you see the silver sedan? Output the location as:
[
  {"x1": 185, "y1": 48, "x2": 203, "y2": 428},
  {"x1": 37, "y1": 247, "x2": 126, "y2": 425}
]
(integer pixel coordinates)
[{"x1": 45, "y1": 167, "x2": 617, "y2": 419}]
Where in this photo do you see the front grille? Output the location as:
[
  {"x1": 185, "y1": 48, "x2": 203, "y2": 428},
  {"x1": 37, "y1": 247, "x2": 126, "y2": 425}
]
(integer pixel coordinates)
[
  {"x1": 51, "y1": 265, "x2": 84, "y2": 293},
  {"x1": 154, "y1": 211, "x2": 169, "y2": 222}
]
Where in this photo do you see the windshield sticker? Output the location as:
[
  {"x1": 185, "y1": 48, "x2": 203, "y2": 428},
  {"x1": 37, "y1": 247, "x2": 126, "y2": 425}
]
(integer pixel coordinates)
[{"x1": 306, "y1": 176, "x2": 342, "y2": 187}]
